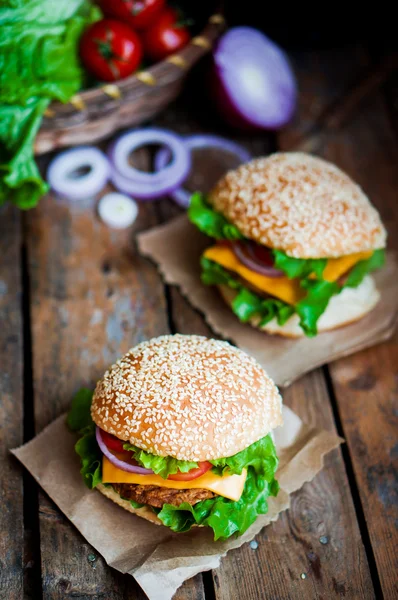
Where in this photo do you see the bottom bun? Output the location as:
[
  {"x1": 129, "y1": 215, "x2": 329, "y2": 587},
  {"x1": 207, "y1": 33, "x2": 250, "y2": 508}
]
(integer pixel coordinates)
[
  {"x1": 96, "y1": 483, "x2": 162, "y2": 526},
  {"x1": 218, "y1": 275, "x2": 380, "y2": 338}
]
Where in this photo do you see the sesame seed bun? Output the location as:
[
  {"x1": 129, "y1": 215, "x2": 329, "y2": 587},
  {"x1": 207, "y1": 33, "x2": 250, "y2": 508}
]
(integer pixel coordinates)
[
  {"x1": 218, "y1": 275, "x2": 380, "y2": 338},
  {"x1": 209, "y1": 153, "x2": 387, "y2": 259},
  {"x1": 91, "y1": 334, "x2": 283, "y2": 461}
]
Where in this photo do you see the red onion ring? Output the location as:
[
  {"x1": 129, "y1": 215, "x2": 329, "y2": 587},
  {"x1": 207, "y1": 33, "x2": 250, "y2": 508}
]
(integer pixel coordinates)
[
  {"x1": 47, "y1": 146, "x2": 110, "y2": 200},
  {"x1": 154, "y1": 134, "x2": 252, "y2": 208},
  {"x1": 95, "y1": 427, "x2": 154, "y2": 475},
  {"x1": 233, "y1": 241, "x2": 284, "y2": 277},
  {"x1": 108, "y1": 128, "x2": 191, "y2": 201}
]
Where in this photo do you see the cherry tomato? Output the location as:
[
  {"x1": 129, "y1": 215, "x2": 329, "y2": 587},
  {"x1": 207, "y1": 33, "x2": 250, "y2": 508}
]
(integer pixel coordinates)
[
  {"x1": 142, "y1": 7, "x2": 191, "y2": 62},
  {"x1": 80, "y1": 19, "x2": 143, "y2": 82},
  {"x1": 97, "y1": 0, "x2": 165, "y2": 30},
  {"x1": 100, "y1": 429, "x2": 126, "y2": 452},
  {"x1": 168, "y1": 461, "x2": 212, "y2": 481}
]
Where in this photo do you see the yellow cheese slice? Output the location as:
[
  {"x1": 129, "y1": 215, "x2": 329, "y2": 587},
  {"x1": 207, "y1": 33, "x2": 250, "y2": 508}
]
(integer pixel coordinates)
[
  {"x1": 203, "y1": 245, "x2": 372, "y2": 305},
  {"x1": 102, "y1": 457, "x2": 247, "y2": 502}
]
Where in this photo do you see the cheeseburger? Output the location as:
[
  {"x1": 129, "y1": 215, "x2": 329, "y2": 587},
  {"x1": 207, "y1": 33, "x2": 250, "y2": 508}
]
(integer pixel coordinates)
[
  {"x1": 188, "y1": 153, "x2": 387, "y2": 337},
  {"x1": 68, "y1": 334, "x2": 282, "y2": 540}
]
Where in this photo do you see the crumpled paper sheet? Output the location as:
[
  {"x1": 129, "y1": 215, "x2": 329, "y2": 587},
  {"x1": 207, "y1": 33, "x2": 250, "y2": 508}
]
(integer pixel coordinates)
[
  {"x1": 137, "y1": 216, "x2": 397, "y2": 387},
  {"x1": 12, "y1": 406, "x2": 341, "y2": 600}
]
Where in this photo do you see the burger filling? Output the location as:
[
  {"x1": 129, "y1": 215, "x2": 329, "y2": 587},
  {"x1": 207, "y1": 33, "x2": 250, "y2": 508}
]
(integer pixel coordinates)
[
  {"x1": 188, "y1": 193, "x2": 386, "y2": 337},
  {"x1": 68, "y1": 389, "x2": 279, "y2": 540}
]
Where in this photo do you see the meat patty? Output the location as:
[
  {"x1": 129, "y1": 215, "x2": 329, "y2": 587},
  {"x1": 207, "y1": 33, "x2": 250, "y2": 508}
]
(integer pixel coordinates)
[{"x1": 112, "y1": 483, "x2": 215, "y2": 508}]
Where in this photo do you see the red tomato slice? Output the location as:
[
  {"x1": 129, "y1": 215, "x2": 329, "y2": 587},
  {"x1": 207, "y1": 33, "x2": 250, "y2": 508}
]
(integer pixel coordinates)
[
  {"x1": 100, "y1": 430, "x2": 126, "y2": 453},
  {"x1": 168, "y1": 461, "x2": 212, "y2": 481}
]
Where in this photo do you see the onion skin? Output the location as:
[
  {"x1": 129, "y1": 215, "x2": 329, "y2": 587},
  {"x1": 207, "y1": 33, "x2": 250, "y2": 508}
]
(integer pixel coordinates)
[{"x1": 95, "y1": 427, "x2": 154, "y2": 475}]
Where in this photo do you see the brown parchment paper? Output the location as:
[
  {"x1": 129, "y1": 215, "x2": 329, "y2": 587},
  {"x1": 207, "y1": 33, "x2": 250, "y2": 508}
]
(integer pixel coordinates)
[
  {"x1": 137, "y1": 216, "x2": 398, "y2": 387},
  {"x1": 12, "y1": 406, "x2": 341, "y2": 600}
]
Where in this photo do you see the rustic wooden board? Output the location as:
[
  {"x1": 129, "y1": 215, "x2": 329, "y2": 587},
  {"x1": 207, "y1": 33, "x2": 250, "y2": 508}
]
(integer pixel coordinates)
[
  {"x1": 0, "y1": 206, "x2": 24, "y2": 600},
  {"x1": 23, "y1": 180, "x2": 204, "y2": 599},
  {"x1": 323, "y1": 91, "x2": 398, "y2": 598}
]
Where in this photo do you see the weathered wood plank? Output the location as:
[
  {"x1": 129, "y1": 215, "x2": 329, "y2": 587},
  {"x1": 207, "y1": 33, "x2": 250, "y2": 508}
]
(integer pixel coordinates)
[
  {"x1": 278, "y1": 44, "x2": 398, "y2": 598},
  {"x1": 322, "y1": 90, "x2": 398, "y2": 598},
  {"x1": 0, "y1": 206, "x2": 24, "y2": 600},
  {"x1": 24, "y1": 173, "x2": 205, "y2": 598}
]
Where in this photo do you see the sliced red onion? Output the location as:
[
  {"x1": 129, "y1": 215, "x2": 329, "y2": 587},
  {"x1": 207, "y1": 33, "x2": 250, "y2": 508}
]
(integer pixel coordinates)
[
  {"x1": 233, "y1": 241, "x2": 284, "y2": 277},
  {"x1": 108, "y1": 128, "x2": 191, "y2": 201},
  {"x1": 47, "y1": 147, "x2": 110, "y2": 200},
  {"x1": 96, "y1": 427, "x2": 153, "y2": 475},
  {"x1": 154, "y1": 134, "x2": 252, "y2": 208},
  {"x1": 211, "y1": 27, "x2": 297, "y2": 130}
]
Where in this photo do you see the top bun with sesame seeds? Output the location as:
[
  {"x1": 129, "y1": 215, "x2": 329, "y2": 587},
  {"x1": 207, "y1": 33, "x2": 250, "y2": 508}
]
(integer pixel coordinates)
[
  {"x1": 209, "y1": 152, "x2": 387, "y2": 259},
  {"x1": 91, "y1": 334, "x2": 283, "y2": 462}
]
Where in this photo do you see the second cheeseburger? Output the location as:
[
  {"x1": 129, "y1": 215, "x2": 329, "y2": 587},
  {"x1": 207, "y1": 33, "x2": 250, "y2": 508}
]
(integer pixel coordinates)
[
  {"x1": 68, "y1": 334, "x2": 282, "y2": 540},
  {"x1": 188, "y1": 152, "x2": 387, "y2": 337}
]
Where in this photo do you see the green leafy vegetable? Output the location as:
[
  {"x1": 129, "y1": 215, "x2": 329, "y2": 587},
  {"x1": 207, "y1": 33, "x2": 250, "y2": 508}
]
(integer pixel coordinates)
[
  {"x1": 201, "y1": 257, "x2": 294, "y2": 327},
  {"x1": 188, "y1": 192, "x2": 244, "y2": 240},
  {"x1": 158, "y1": 434, "x2": 279, "y2": 540},
  {"x1": 295, "y1": 279, "x2": 340, "y2": 337},
  {"x1": 67, "y1": 387, "x2": 94, "y2": 432},
  {"x1": 75, "y1": 430, "x2": 102, "y2": 489},
  {"x1": 123, "y1": 443, "x2": 199, "y2": 479},
  {"x1": 67, "y1": 388, "x2": 102, "y2": 489},
  {"x1": 157, "y1": 467, "x2": 279, "y2": 540},
  {"x1": 272, "y1": 249, "x2": 327, "y2": 280},
  {"x1": 0, "y1": 0, "x2": 101, "y2": 209},
  {"x1": 344, "y1": 249, "x2": 385, "y2": 288},
  {"x1": 210, "y1": 434, "x2": 278, "y2": 478}
]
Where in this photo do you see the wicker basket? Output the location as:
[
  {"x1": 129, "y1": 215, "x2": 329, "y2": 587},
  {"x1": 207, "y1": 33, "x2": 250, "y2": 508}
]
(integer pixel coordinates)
[{"x1": 34, "y1": 7, "x2": 225, "y2": 155}]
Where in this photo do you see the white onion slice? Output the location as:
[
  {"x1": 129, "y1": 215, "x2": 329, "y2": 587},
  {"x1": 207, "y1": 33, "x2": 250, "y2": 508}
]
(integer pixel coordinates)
[
  {"x1": 95, "y1": 427, "x2": 153, "y2": 475},
  {"x1": 47, "y1": 147, "x2": 110, "y2": 200},
  {"x1": 98, "y1": 192, "x2": 138, "y2": 229}
]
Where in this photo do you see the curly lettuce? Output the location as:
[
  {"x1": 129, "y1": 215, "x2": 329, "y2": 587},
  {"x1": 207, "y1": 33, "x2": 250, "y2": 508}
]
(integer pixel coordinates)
[
  {"x1": 0, "y1": 0, "x2": 100, "y2": 209},
  {"x1": 67, "y1": 388, "x2": 102, "y2": 489}
]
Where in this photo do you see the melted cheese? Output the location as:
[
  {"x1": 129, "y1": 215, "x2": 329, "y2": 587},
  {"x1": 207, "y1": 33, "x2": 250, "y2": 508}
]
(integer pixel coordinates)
[
  {"x1": 102, "y1": 457, "x2": 247, "y2": 501},
  {"x1": 203, "y1": 245, "x2": 372, "y2": 305}
]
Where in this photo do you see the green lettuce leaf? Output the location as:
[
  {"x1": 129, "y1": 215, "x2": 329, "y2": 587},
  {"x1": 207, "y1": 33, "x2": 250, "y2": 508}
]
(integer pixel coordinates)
[
  {"x1": 122, "y1": 444, "x2": 199, "y2": 480},
  {"x1": 188, "y1": 192, "x2": 244, "y2": 240},
  {"x1": 67, "y1": 388, "x2": 102, "y2": 489},
  {"x1": 272, "y1": 249, "x2": 327, "y2": 279},
  {"x1": 210, "y1": 434, "x2": 278, "y2": 477},
  {"x1": 75, "y1": 430, "x2": 102, "y2": 489},
  {"x1": 295, "y1": 279, "x2": 340, "y2": 337},
  {"x1": 0, "y1": 0, "x2": 101, "y2": 209},
  {"x1": 66, "y1": 387, "x2": 93, "y2": 432},
  {"x1": 157, "y1": 467, "x2": 279, "y2": 541},
  {"x1": 344, "y1": 249, "x2": 385, "y2": 288}
]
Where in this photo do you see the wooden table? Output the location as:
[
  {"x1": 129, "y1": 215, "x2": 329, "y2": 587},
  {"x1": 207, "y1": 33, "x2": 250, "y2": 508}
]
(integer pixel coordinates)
[{"x1": 1, "y1": 45, "x2": 397, "y2": 600}]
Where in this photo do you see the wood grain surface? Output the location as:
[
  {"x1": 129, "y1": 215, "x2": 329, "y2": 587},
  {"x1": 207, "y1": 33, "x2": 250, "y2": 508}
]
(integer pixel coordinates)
[
  {"x1": 1, "y1": 41, "x2": 397, "y2": 600},
  {"x1": 0, "y1": 207, "x2": 24, "y2": 600}
]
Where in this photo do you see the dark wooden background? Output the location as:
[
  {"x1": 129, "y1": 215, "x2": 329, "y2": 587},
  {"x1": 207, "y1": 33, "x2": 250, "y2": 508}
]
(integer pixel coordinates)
[{"x1": 1, "y1": 43, "x2": 397, "y2": 599}]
